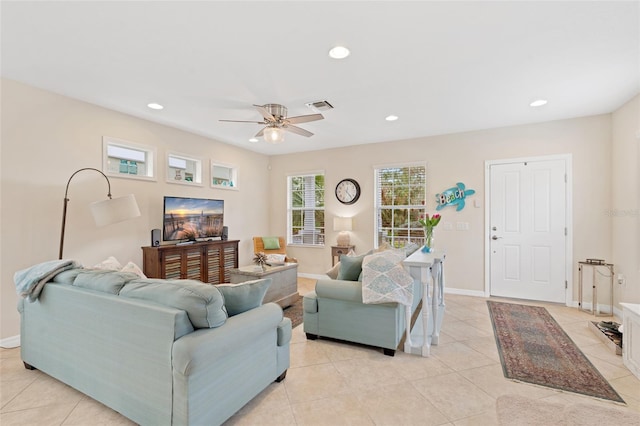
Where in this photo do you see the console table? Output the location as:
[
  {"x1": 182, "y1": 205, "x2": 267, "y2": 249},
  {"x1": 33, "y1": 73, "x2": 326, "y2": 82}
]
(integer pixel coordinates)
[
  {"x1": 230, "y1": 263, "x2": 299, "y2": 308},
  {"x1": 402, "y1": 249, "x2": 446, "y2": 357},
  {"x1": 331, "y1": 245, "x2": 355, "y2": 266},
  {"x1": 142, "y1": 240, "x2": 239, "y2": 284},
  {"x1": 621, "y1": 303, "x2": 640, "y2": 380}
]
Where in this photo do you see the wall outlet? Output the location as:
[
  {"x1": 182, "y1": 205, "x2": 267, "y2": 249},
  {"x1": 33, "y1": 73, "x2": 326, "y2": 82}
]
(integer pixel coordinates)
[
  {"x1": 443, "y1": 222, "x2": 453, "y2": 231},
  {"x1": 456, "y1": 222, "x2": 469, "y2": 231}
]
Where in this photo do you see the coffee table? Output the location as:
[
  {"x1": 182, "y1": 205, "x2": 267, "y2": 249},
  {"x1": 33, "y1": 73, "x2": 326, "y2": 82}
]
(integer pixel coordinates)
[{"x1": 229, "y1": 263, "x2": 299, "y2": 308}]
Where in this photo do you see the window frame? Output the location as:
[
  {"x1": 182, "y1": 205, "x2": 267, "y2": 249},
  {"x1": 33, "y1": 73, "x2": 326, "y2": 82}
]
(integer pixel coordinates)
[
  {"x1": 287, "y1": 171, "x2": 325, "y2": 247},
  {"x1": 374, "y1": 162, "x2": 428, "y2": 249},
  {"x1": 102, "y1": 136, "x2": 156, "y2": 181},
  {"x1": 210, "y1": 161, "x2": 239, "y2": 190},
  {"x1": 166, "y1": 151, "x2": 203, "y2": 186}
]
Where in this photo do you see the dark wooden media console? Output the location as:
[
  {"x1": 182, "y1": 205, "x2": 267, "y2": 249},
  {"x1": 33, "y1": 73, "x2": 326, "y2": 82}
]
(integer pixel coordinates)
[{"x1": 142, "y1": 240, "x2": 239, "y2": 284}]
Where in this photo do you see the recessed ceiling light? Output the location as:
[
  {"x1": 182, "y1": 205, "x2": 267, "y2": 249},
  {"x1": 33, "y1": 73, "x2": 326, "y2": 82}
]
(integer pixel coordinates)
[
  {"x1": 329, "y1": 46, "x2": 350, "y2": 59},
  {"x1": 147, "y1": 103, "x2": 164, "y2": 110},
  {"x1": 385, "y1": 115, "x2": 399, "y2": 121},
  {"x1": 529, "y1": 99, "x2": 548, "y2": 107},
  {"x1": 249, "y1": 138, "x2": 259, "y2": 143}
]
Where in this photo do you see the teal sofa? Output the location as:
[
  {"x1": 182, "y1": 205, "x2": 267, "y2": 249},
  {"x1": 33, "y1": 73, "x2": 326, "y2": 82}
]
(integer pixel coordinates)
[
  {"x1": 18, "y1": 268, "x2": 291, "y2": 425},
  {"x1": 303, "y1": 267, "x2": 423, "y2": 356}
]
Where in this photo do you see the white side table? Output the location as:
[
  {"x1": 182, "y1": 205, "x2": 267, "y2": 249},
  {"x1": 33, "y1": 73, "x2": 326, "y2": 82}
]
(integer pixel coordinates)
[
  {"x1": 402, "y1": 249, "x2": 446, "y2": 357},
  {"x1": 621, "y1": 303, "x2": 640, "y2": 380}
]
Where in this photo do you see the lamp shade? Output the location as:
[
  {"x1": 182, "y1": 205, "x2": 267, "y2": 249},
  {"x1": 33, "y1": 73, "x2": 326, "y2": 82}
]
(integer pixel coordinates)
[
  {"x1": 90, "y1": 194, "x2": 141, "y2": 227},
  {"x1": 264, "y1": 127, "x2": 285, "y2": 144},
  {"x1": 333, "y1": 216, "x2": 353, "y2": 231}
]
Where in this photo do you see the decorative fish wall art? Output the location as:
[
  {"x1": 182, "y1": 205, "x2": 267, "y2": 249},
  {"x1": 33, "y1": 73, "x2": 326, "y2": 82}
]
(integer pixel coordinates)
[{"x1": 435, "y1": 182, "x2": 475, "y2": 211}]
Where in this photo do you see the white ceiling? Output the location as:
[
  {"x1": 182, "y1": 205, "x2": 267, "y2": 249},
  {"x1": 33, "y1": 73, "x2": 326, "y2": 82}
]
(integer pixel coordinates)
[{"x1": 2, "y1": 1, "x2": 638, "y2": 155}]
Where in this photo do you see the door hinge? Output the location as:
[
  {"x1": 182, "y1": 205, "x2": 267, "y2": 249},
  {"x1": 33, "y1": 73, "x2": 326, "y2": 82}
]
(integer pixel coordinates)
[
  {"x1": 565, "y1": 280, "x2": 568, "y2": 289},
  {"x1": 564, "y1": 227, "x2": 567, "y2": 236},
  {"x1": 564, "y1": 174, "x2": 567, "y2": 183}
]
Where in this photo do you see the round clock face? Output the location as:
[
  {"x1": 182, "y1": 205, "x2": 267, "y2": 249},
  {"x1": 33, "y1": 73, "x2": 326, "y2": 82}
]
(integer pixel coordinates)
[{"x1": 335, "y1": 178, "x2": 361, "y2": 205}]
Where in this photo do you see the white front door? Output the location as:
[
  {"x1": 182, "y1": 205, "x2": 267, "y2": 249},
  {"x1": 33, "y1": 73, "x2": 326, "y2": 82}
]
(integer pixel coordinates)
[{"x1": 489, "y1": 159, "x2": 567, "y2": 302}]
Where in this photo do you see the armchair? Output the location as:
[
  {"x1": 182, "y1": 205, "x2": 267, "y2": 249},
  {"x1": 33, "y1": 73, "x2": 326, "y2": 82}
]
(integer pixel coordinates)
[{"x1": 252, "y1": 236, "x2": 297, "y2": 263}]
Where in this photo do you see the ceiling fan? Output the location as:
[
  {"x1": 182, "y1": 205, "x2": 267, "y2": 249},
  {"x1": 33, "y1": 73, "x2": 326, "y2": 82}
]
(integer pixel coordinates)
[{"x1": 220, "y1": 104, "x2": 324, "y2": 143}]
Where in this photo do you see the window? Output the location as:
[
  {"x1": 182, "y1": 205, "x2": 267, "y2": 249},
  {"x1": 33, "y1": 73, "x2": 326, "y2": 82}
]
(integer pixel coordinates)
[
  {"x1": 211, "y1": 162, "x2": 238, "y2": 190},
  {"x1": 288, "y1": 172, "x2": 325, "y2": 246},
  {"x1": 375, "y1": 164, "x2": 427, "y2": 248},
  {"x1": 103, "y1": 137, "x2": 156, "y2": 180},
  {"x1": 167, "y1": 152, "x2": 202, "y2": 185}
]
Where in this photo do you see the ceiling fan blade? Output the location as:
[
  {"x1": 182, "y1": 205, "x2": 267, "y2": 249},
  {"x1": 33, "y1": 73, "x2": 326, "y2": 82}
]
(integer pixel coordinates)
[
  {"x1": 219, "y1": 119, "x2": 265, "y2": 124},
  {"x1": 255, "y1": 127, "x2": 266, "y2": 138},
  {"x1": 253, "y1": 104, "x2": 276, "y2": 122},
  {"x1": 283, "y1": 124, "x2": 313, "y2": 137},
  {"x1": 285, "y1": 113, "x2": 324, "y2": 124}
]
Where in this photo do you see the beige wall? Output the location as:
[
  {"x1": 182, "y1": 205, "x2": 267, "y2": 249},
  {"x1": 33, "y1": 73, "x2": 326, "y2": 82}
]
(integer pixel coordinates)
[
  {"x1": 2, "y1": 78, "x2": 637, "y2": 343},
  {"x1": 1, "y1": 79, "x2": 271, "y2": 341},
  {"x1": 611, "y1": 94, "x2": 640, "y2": 304},
  {"x1": 269, "y1": 114, "x2": 614, "y2": 302}
]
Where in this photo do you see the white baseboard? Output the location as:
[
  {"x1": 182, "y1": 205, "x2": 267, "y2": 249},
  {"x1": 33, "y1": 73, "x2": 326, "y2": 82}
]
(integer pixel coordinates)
[
  {"x1": 444, "y1": 287, "x2": 487, "y2": 298},
  {"x1": 298, "y1": 273, "x2": 327, "y2": 280},
  {"x1": 0, "y1": 335, "x2": 20, "y2": 349}
]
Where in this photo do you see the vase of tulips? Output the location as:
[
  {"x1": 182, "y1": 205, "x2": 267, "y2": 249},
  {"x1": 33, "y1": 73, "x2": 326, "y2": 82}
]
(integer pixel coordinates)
[{"x1": 419, "y1": 213, "x2": 441, "y2": 253}]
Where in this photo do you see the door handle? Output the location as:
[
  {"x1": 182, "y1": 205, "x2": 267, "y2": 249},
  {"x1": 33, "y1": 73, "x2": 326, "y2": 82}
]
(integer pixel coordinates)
[{"x1": 492, "y1": 235, "x2": 502, "y2": 240}]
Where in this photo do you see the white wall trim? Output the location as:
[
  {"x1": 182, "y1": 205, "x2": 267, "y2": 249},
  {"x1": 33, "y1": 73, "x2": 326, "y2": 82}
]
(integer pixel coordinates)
[
  {"x1": 0, "y1": 335, "x2": 20, "y2": 349},
  {"x1": 484, "y1": 154, "x2": 574, "y2": 306},
  {"x1": 298, "y1": 273, "x2": 327, "y2": 280},
  {"x1": 444, "y1": 287, "x2": 487, "y2": 298}
]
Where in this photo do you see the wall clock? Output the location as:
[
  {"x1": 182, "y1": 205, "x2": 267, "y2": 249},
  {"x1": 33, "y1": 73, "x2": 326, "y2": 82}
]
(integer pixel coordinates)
[{"x1": 335, "y1": 178, "x2": 361, "y2": 205}]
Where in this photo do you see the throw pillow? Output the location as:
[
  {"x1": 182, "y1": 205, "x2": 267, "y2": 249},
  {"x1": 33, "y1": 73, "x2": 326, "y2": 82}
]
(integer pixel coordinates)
[
  {"x1": 262, "y1": 236, "x2": 281, "y2": 250},
  {"x1": 217, "y1": 278, "x2": 272, "y2": 316},
  {"x1": 121, "y1": 261, "x2": 147, "y2": 279},
  {"x1": 326, "y1": 262, "x2": 341, "y2": 280},
  {"x1": 93, "y1": 256, "x2": 122, "y2": 271},
  {"x1": 336, "y1": 253, "x2": 367, "y2": 281}
]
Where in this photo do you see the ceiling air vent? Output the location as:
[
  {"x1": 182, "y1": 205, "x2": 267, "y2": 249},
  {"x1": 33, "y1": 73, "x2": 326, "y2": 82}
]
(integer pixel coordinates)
[{"x1": 305, "y1": 100, "x2": 334, "y2": 113}]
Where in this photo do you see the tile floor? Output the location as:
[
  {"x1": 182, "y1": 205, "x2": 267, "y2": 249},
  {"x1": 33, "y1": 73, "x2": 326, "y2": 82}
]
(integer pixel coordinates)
[{"x1": 1, "y1": 278, "x2": 639, "y2": 425}]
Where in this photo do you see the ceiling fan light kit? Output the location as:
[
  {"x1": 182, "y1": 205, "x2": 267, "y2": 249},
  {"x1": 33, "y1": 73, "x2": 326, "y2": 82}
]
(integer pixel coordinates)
[
  {"x1": 220, "y1": 103, "x2": 325, "y2": 144},
  {"x1": 264, "y1": 126, "x2": 285, "y2": 144}
]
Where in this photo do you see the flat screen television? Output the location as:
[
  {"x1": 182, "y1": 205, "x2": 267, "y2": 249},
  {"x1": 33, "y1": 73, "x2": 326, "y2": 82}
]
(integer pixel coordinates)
[{"x1": 163, "y1": 196, "x2": 224, "y2": 242}]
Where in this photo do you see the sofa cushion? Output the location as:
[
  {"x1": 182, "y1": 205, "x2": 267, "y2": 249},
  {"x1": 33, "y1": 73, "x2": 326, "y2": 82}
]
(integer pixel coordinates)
[
  {"x1": 52, "y1": 268, "x2": 84, "y2": 285},
  {"x1": 217, "y1": 278, "x2": 272, "y2": 316},
  {"x1": 336, "y1": 253, "x2": 367, "y2": 281},
  {"x1": 73, "y1": 270, "x2": 139, "y2": 294},
  {"x1": 262, "y1": 236, "x2": 280, "y2": 250},
  {"x1": 119, "y1": 279, "x2": 227, "y2": 329}
]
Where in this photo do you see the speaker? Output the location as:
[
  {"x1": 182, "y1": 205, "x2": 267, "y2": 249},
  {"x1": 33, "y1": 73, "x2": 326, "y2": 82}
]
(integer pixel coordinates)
[
  {"x1": 151, "y1": 229, "x2": 161, "y2": 247},
  {"x1": 221, "y1": 226, "x2": 228, "y2": 241}
]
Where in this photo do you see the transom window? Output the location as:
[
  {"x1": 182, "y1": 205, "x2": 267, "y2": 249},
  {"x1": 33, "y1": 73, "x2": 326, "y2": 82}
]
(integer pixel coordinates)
[
  {"x1": 103, "y1": 136, "x2": 156, "y2": 181},
  {"x1": 375, "y1": 164, "x2": 427, "y2": 248},
  {"x1": 167, "y1": 152, "x2": 202, "y2": 185},
  {"x1": 288, "y1": 172, "x2": 325, "y2": 246}
]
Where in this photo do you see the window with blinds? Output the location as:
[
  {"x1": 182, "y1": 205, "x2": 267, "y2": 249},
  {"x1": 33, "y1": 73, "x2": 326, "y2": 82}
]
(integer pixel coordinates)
[
  {"x1": 375, "y1": 164, "x2": 427, "y2": 248},
  {"x1": 288, "y1": 173, "x2": 325, "y2": 246},
  {"x1": 102, "y1": 136, "x2": 156, "y2": 181}
]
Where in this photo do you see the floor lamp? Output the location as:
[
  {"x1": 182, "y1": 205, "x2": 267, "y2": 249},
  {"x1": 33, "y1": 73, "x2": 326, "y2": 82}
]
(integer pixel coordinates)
[{"x1": 59, "y1": 168, "x2": 141, "y2": 259}]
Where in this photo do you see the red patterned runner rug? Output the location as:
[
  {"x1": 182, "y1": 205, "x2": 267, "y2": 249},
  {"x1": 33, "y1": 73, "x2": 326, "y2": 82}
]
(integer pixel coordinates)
[{"x1": 487, "y1": 301, "x2": 624, "y2": 403}]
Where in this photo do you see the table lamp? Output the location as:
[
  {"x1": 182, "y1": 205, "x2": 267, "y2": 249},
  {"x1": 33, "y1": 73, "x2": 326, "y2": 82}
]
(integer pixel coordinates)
[{"x1": 333, "y1": 216, "x2": 353, "y2": 247}]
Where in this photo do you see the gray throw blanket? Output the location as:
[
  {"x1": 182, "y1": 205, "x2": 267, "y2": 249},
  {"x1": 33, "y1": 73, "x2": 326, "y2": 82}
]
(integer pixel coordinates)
[
  {"x1": 15, "y1": 259, "x2": 81, "y2": 302},
  {"x1": 361, "y1": 250, "x2": 414, "y2": 306}
]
